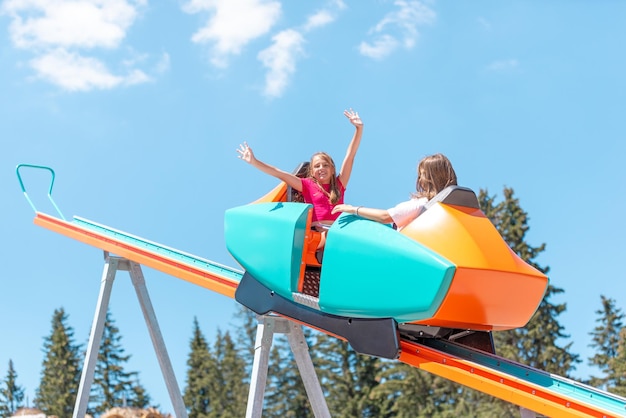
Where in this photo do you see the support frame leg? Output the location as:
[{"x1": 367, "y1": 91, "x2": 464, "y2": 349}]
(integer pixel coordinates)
[
  {"x1": 286, "y1": 321, "x2": 330, "y2": 418},
  {"x1": 73, "y1": 255, "x2": 119, "y2": 418},
  {"x1": 245, "y1": 315, "x2": 330, "y2": 418},
  {"x1": 73, "y1": 253, "x2": 188, "y2": 418},
  {"x1": 128, "y1": 261, "x2": 188, "y2": 418}
]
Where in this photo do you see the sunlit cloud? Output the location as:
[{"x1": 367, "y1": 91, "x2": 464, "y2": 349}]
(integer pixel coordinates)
[
  {"x1": 30, "y1": 48, "x2": 150, "y2": 92},
  {"x1": 155, "y1": 52, "x2": 171, "y2": 74},
  {"x1": 358, "y1": 34, "x2": 398, "y2": 60},
  {"x1": 3, "y1": 0, "x2": 139, "y2": 49},
  {"x1": 181, "y1": 0, "x2": 346, "y2": 98},
  {"x1": 183, "y1": 0, "x2": 281, "y2": 68},
  {"x1": 359, "y1": 0, "x2": 435, "y2": 60},
  {"x1": 487, "y1": 59, "x2": 520, "y2": 72},
  {"x1": 303, "y1": 10, "x2": 334, "y2": 31},
  {"x1": 257, "y1": 0, "x2": 344, "y2": 98},
  {"x1": 1, "y1": 0, "x2": 153, "y2": 91},
  {"x1": 303, "y1": 0, "x2": 344, "y2": 31},
  {"x1": 183, "y1": 0, "x2": 345, "y2": 98},
  {"x1": 303, "y1": 1, "x2": 344, "y2": 32},
  {"x1": 258, "y1": 29, "x2": 304, "y2": 98}
]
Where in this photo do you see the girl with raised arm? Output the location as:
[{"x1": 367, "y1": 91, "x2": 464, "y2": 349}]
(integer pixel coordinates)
[{"x1": 237, "y1": 108, "x2": 364, "y2": 230}]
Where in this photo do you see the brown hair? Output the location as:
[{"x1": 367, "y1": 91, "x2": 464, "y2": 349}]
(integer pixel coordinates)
[
  {"x1": 309, "y1": 152, "x2": 342, "y2": 204},
  {"x1": 414, "y1": 153, "x2": 457, "y2": 200}
]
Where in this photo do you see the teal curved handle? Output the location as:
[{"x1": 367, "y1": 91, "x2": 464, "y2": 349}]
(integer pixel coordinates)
[{"x1": 16, "y1": 164, "x2": 66, "y2": 220}]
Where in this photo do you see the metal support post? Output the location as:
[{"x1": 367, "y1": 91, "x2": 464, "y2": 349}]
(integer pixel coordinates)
[
  {"x1": 285, "y1": 320, "x2": 331, "y2": 418},
  {"x1": 72, "y1": 252, "x2": 188, "y2": 418},
  {"x1": 246, "y1": 315, "x2": 330, "y2": 418},
  {"x1": 73, "y1": 255, "x2": 119, "y2": 418},
  {"x1": 127, "y1": 260, "x2": 188, "y2": 418}
]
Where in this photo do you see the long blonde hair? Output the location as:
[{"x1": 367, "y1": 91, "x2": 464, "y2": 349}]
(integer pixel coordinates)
[
  {"x1": 309, "y1": 152, "x2": 342, "y2": 204},
  {"x1": 414, "y1": 153, "x2": 457, "y2": 200}
]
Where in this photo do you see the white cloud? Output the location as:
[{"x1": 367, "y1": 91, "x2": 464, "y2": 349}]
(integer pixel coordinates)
[
  {"x1": 183, "y1": 0, "x2": 281, "y2": 68},
  {"x1": 303, "y1": 9, "x2": 334, "y2": 31},
  {"x1": 487, "y1": 59, "x2": 519, "y2": 72},
  {"x1": 30, "y1": 48, "x2": 150, "y2": 91},
  {"x1": 358, "y1": 34, "x2": 398, "y2": 60},
  {"x1": 3, "y1": 0, "x2": 138, "y2": 49},
  {"x1": 302, "y1": 1, "x2": 344, "y2": 33},
  {"x1": 256, "y1": 0, "x2": 344, "y2": 98},
  {"x1": 124, "y1": 68, "x2": 150, "y2": 85},
  {"x1": 181, "y1": 0, "x2": 344, "y2": 98},
  {"x1": 258, "y1": 29, "x2": 304, "y2": 98},
  {"x1": 1, "y1": 0, "x2": 153, "y2": 91},
  {"x1": 154, "y1": 52, "x2": 171, "y2": 74},
  {"x1": 359, "y1": 0, "x2": 435, "y2": 60}
]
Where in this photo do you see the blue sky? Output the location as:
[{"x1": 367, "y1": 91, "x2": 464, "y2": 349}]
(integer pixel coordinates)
[{"x1": 1, "y1": 0, "x2": 625, "y2": 413}]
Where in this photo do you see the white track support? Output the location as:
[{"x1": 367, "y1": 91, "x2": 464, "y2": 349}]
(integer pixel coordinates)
[
  {"x1": 73, "y1": 255, "x2": 118, "y2": 418},
  {"x1": 246, "y1": 315, "x2": 330, "y2": 418},
  {"x1": 127, "y1": 259, "x2": 188, "y2": 418},
  {"x1": 73, "y1": 252, "x2": 188, "y2": 418}
]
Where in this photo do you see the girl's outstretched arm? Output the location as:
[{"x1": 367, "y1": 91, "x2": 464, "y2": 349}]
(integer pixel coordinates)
[
  {"x1": 237, "y1": 142, "x2": 303, "y2": 191},
  {"x1": 337, "y1": 108, "x2": 364, "y2": 188},
  {"x1": 332, "y1": 204, "x2": 394, "y2": 224}
]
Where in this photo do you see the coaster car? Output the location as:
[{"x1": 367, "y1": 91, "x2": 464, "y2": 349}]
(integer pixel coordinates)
[{"x1": 225, "y1": 169, "x2": 549, "y2": 359}]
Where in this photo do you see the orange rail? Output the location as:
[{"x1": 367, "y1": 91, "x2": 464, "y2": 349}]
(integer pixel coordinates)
[
  {"x1": 399, "y1": 339, "x2": 626, "y2": 417},
  {"x1": 33, "y1": 212, "x2": 240, "y2": 298}
]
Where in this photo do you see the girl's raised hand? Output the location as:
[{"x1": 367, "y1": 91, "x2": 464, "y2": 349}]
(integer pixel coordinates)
[
  {"x1": 344, "y1": 108, "x2": 363, "y2": 127},
  {"x1": 236, "y1": 142, "x2": 255, "y2": 164}
]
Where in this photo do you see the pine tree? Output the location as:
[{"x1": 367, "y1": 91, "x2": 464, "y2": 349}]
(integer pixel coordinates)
[
  {"x1": 89, "y1": 310, "x2": 150, "y2": 415},
  {"x1": 233, "y1": 305, "x2": 258, "y2": 376},
  {"x1": 370, "y1": 361, "x2": 439, "y2": 417},
  {"x1": 264, "y1": 330, "x2": 318, "y2": 418},
  {"x1": 183, "y1": 317, "x2": 216, "y2": 418},
  {"x1": 473, "y1": 187, "x2": 580, "y2": 416},
  {"x1": 34, "y1": 307, "x2": 83, "y2": 417},
  {"x1": 0, "y1": 360, "x2": 25, "y2": 417},
  {"x1": 210, "y1": 330, "x2": 248, "y2": 418},
  {"x1": 314, "y1": 333, "x2": 383, "y2": 417},
  {"x1": 129, "y1": 384, "x2": 150, "y2": 409},
  {"x1": 479, "y1": 187, "x2": 579, "y2": 374},
  {"x1": 588, "y1": 296, "x2": 625, "y2": 390},
  {"x1": 185, "y1": 326, "x2": 248, "y2": 418},
  {"x1": 608, "y1": 328, "x2": 626, "y2": 396}
]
